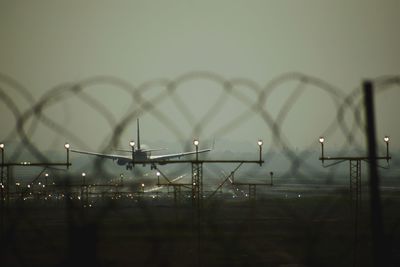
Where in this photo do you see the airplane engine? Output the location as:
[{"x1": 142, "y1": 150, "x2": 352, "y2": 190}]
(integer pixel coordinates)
[{"x1": 117, "y1": 159, "x2": 129, "y2": 166}]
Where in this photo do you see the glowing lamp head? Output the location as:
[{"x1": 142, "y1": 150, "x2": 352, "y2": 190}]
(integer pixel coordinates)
[
  {"x1": 129, "y1": 140, "x2": 135, "y2": 148},
  {"x1": 193, "y1": 139, "x2": 199, "y2": 146},
  {"x1": 141, "y1": 183, "x2": 145, "y2": 187},
  {"x1": 257, "y1": 140, "x2": 263, "y2": 146},
  {"x1": 156, "y1": 171, "x2": 160, "y2": 177},
  {"x1": 384, "y1": 136, "x2": 390, "y2": 143},
  {"x1": 0, "y1": 143, "x2": 4, "y2": 149},
  {"x1": 45, "y1": 173, "x2": 49, "y2": 177},
  {"x1": 81, "y1": 172, "x2": 86, "y2": 177},
  {"x1": 319, "y1": 137, "x2": 325, "y2": 144},
  {"x1": 64, "y1": 143, "x2": 70, "y2": 149}
]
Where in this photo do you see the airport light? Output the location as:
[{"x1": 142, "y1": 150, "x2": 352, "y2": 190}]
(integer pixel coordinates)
[
  {"x1": 319, "y1": 137, "x2": 325, "y2": 164},
  {"x1": 81, "y1": 172, "x2": 86, "y2": 185},
  {"x1": 384, "y1": 136, "x2": 390, "y2": 162},
  {"x1": 156, "y1": 171, "x2": 161, "y2": 185},
  {"x1": 129, "y1": 140, "x2": 135, "y2": 166},
  {"x1": 0, "y1": 143, "x2": 4, "y2": 195},
  {"x1": 193, "y1": 139, "x2": 199, "y2": 147},
  {"x1": 64, "y1": 143, "x2": 70, "y2": 169},
  {"x1": 257, "y1": 140, "x2": 263, "y2": 166},
  {"x1": 45, "y1": 173, "x2": 49, "y2": 187},
  {"x1": 193, "y1": 139, "x2": 199, "y2": 161},
  {"x1": 1, "y1": 143, "x2": 4, "y2": 164}
]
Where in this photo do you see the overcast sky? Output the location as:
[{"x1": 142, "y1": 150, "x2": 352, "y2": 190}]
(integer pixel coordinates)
[{"x1": 1, "y1": 0, "x2": 399, "y2": 153}]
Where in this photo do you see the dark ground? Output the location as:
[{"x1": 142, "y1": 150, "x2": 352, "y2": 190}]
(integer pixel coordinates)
[{"x1": 1, "y1": 193, "x2": 400, "y2": 267}]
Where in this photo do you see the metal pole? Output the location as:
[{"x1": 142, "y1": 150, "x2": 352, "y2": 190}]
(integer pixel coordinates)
[
  {"x1": 66, "y1": 149, "x2": 69, "y2": 169},
  {"x1": 1, "y1": 149, "x2": 3, "y2": 200},
  {"x1": 132, "y1": 146, "x2": 135, "y2": 167},
  {"x1": 364, "y1": 80, "x2": 385, "y2": 267},
  {"x1": 0, "y1": 148, "x2": 3, "y2": 240},
  {"x1": 270, "y1": 171, "x2": 273, "y2": 185},
  {"x1": 386, "y1": 141, "x2": 389, "y2": 163},
  {"x1": 321, "y1": 142, "x2": 324, "y2": 162}
]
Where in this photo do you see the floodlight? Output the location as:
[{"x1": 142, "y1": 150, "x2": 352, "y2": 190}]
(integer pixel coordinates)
[{"x1": 257, "y1": 140, "x2": 263, "y2": 166}]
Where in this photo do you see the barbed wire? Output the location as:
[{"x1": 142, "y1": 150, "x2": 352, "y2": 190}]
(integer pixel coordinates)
[{"x1": 1, "y1": 72, "x2": 399, "y2": 267}]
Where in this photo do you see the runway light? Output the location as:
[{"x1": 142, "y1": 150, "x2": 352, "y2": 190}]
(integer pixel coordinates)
[
  {"x1": 384, "y1": 136, "x2": 390, "y2": 162},
  {"x1": 257, "y1": 140, "x2": 263, "y2": 165},
  {"x1": 319, "y1": 137, "x2": 325, "y2": 164},
  {"x1": 129, "y1": 140, "x2": 135, "y2": 147}
]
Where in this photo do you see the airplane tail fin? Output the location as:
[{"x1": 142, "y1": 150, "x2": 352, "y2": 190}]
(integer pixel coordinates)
[{"x1": 137, "y1": 118, "x2": 141, "y2": 150}]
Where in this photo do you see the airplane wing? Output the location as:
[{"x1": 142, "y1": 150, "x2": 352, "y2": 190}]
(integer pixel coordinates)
[
  {"x1": 70, "y1": 149, "x2": 131, "y2": 161},
  {"x1": 149, "y1": 149, "x2": 211, "y2": 160},
  {"x1": 114, "y1": 148, "x2": 167, "y2": 153}
]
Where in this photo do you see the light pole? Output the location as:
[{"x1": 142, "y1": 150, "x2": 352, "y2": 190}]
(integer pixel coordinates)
[
  {"x1": 45, "y1": 173, "x2": 49, "y2": 187},
  {"x1": 156, "y1": 171, "x2": 161, "y2": 186},
  {"x1": 64, "y1": 143, "x2": 70, "y2": 169},
  {"x1": 270, "y1": 171, "x2": 274, "y2": 185},
  {"x1": 193, "y1": 139, "x2": 199, "y2": 161},
  {"x1": 81, "y1": 172, "x2": 86, "y2": 185},
  {"x1": 129, "y1": 140, "x2": 135, "y2": 168},
  {"x1": 0, "y1": 143, "x2": 4, "y2": 200},
  {"x1": 319, "y1": 137, "x2": 325, "y2": 164},
  {"x1": 257, "y1": 140, "x2": 263, "y2": 166},
  {"x1": 384, "y1": 136, "x2": 390, "y2": 162}
]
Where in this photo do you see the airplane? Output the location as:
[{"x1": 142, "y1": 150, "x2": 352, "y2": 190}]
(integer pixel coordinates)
[{"x1": 70, "y1": 119, "x2": 211, "y2": 170}]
